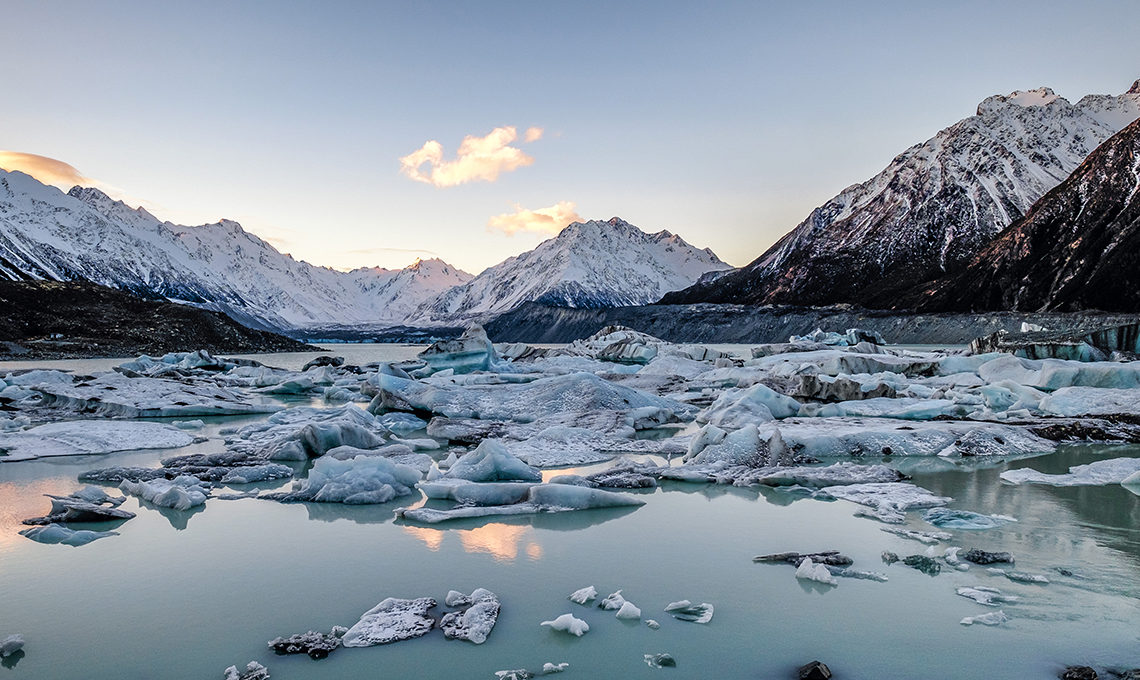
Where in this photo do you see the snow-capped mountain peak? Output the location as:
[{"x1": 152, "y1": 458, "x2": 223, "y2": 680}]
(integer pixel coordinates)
[{"x1": 414, "y1": 216, "x2": 730, "y2": 323}]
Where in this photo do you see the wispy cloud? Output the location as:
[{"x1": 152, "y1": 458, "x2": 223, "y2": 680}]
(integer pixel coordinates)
[
  {"x1": 0, "y1": 151, "x2": 94, "y2": 189},
  {"x1": 487, "y1": 201, "x2": 582, "y2": 236},
  {"x1": 399, "y1": 126, "x2": 541, "y2": 187},
  {"x1": 347, "y1": 246, "x2": 440, "y2": 256}
]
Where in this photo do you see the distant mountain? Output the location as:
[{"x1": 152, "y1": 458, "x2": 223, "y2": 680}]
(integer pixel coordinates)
[
  {"x1": 413, "y1": 217, "x2": 730, "y2": 323},
  {"x1": 882, "y1": 118, "x2": 1140, "y2": 312},
  {"x1": 0, "y1": 170, "x2": 471, "y2": 330},
  {"x1": 661, "y1": 80, "x2": 1140, "y2": 307}
]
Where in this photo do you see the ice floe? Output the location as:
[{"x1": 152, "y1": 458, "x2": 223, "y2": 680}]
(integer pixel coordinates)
[
  {"x1": 795, "y1": 557, "x2": 839, "y2": 586},
  {"x1": 22, "y1": 487, "x2": 134, "y2": 525},
  {"x1": 1000, "y1": 457, "x2": 1140, "y2": 486},
  {"x1": 663, "y1": 600, "x2": 713, "y2": 623},
  {"x1": 397, "y1": 484, "x2": 644, "y2": 524},
  {"x1": 960, "y1": 611, "x2": 1010, "y2": 627},
  {"x1": 922, "y1": 508, "x2": 1017, "y2": 530},
  {"x1": 0, "y1": 635, "x2": 24, "y2": 658},
  {"x1": 0, "y1": 420, "x2": 194, "y2": 462},
  {"x1": 568, "y1": 586, "x2": 597, "y2": 605},
  {"x1": 265, "y1": 454, "x2": 421, "y2": 504},
  {"x1": 223, "y1": 661, "x2": 270, "y2": 680},
  {"x1": 120, "y1": 475, "x2": 210, "y2": 510},
  {"x1": 540, "y1": 613, "x2": 589, "y2": 636},
  {"x1": 440, "y1": 588, "x2": 500, "y2": 644},
  {"x1": 19, "y1": 524, "x2": 119, "y2": 546},
  {"x1": 821, "y1": 482, "x2": 951, "y2": 523},
  {"x1": 342, "y1": 597, "x2": 437, "y2": 647},
  {"x1": 32, "y1": 371, "x2": 281, "y2": 418},
  {"x1": 956, "y1": 586, "x2": 1019, "y2": 606}
]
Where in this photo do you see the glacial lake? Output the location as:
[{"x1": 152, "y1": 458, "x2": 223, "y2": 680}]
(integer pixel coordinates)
[{"x1": 1, "y1": 345, "x2": 1138, "y2": 679}]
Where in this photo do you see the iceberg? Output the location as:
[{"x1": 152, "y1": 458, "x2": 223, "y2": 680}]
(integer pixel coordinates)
[
  {"x1": 419, "y1": 325, "x2": 500, "y2": 375},
  {"x1": 880, "y1": 527, "x2": 953, "y2": 544},
  {"x1": 32, "y1": 371, "x2": 281, "y2": 418},
  {"x1": 922, "y1": 508, "x2": 1016, "y2": 530},
  {"x1": 0, "y1": 635, "x2": 23, "y2": 658},
  {"x1": 268, "y1": 627, "x2": 346, "y2": 659},
  {"x1": 226, "y1": 405, "x2": 388, "y2": 461},
  {"x1": 697, "y1": 383, "x2": 800, "y2": 427},
  {"x1": 960, "y1": 611, "x2": 1011, "y2": 627},
  {"x1": 397, "y1": 484, "x2": 644, "y2": 524},
  {"x1": 795, "y1": 557, "x2": 838, "y2": 586},
  {"x1": 664, "y1": 600, "x2": 714, "y2": 623},
  {"x1": 1000, "y1": 457, "x2": 1140, "y2": 486},
  {"x1": 222, "y1": 662, "x2": 269, "y2": 680},
  {"x1": 22, "y1": 488, "x2": 134, "y2": 525},
  {"x1": 342, "y1": 597, "x2": 437, "y2": 647},
  {"x1": 0, "y1": 420, "x2": 194, "y2": 462},
  {"x1": 615, "y1": 601, "x2": 641, "y2": 620},
  {"x1": 441, "y1": 440, "x2": 543, "y2": 482},
  {"x1": 821, "y1": 482, "x2": 951, "y2": 524},
  {"x1": 569, "y1": 586, "x2": 597, "y2": 605},
  {"x1": 540, "y1": 613, "x2": 589, "y2": 637},
  {"x1": 599, "y1": 590, "x2": 628, "y2": 610},
  {"x1": 19, "y1": 524, "x2": 118, "y2": 546},
  {"x1": 265, "y1": 454, "x2": 421, "y2": 504},
  {"x1": 120, "y1": 475, "x2": 210, "y2": 510},
  {"x1": 757, "y1": 462, "x2": 904, "y2": 488},
  {"x1": 956, "y1": 586, "x2": 1018, "y2": 606}
]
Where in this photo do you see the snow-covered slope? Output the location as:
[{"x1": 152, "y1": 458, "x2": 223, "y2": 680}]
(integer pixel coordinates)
[
  {"x1": 662, "y1": 80, "x2": 1140, "y2": 307},
  {"x1": 0, "y1": 170, "x2": 471, "y2": 330},
  {"x1": 415, "y1": 217, "x2": 730, "y2": 323}
]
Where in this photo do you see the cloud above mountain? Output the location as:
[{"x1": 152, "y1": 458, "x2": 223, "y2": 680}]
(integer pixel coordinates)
[
  {"x1": 0, "y1": 151, "x2": 93, "y2": 189},
  {"x1": 487, "y1": 200, "x2": 582, "y2": 235},
  {"x1": 399, "y1": 126, "x2": 541, "y2": 187}
]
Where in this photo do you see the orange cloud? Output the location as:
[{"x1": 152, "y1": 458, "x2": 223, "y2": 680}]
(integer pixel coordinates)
[
  {"x1": 487, "y1": 200, "x2": 582, "y2": 236},
  {"x1": 0, "y1": 151, "x2": 93, "y2": 189},
  {"x1": 524, "y1": 126, "x2": 543, "y2": 143},
  {"x1": 399, "y1": 126, "x2": 539, "y2": 187}
]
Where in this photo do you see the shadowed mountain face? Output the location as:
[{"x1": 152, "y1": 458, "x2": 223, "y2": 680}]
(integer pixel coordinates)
[
  {"x1": 880, "y1": 118, "x2": 1140, "y2": 313},
  {"x1": 661, "y1": 82, "x2": 1140, "y2": 308}
]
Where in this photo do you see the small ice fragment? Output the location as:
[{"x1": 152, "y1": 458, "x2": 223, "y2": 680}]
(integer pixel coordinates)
[
  {"x1": 223, "y1": 661, "x2": 270, "y2": 680},
  {"x1": 644, "y1": 653, "x2": 677, "y2": 668},
  {"x1": 943, "y1": 547, "x2": 970, "y2": 571},
  {"x1": 960, "y1": 610, "x2": 1011, "y2": 626},
  {"x1": 495, "y1": 669, "x2": 534, "y2": 680},
  {"x1": 616, "y1": 601, "x2": 642, "y2": 620},
  {"x1": 540, "y1": 614, "x2": 589, "y2": 637},
  {"x1": 956, "y1": 586, "x2": 1018, "y2": 606},
  {"x1": 599, "y1": 590, "x2": 627, "y2": 610},
  {"x1": 569, "y1": 586, "x2": 597, "y2": 605},
  {"x1": 795, "y1": 557, "x2": 838, "y2": 586},
  {"x1": 664, "y1": 600, "x2": 714, "y2": 623},
  {"x1": 440, "y1": 588, "x2": 500, "y2": 644},
  {"x1": 646, "y1": 619, "x2": 660, "y2": 630},
  {"x1": 0, "y1": 635, "x2": 24, "y2": 658},
  {"x1": 541, "y1": 662, "x2": 568, "y2": 674},
  {"x1": 986, "y1": 568, "x2": 1049, "y2": 584}
]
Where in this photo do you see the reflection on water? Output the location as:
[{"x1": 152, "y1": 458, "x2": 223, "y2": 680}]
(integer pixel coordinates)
[{"x1": 402, "y1": 523, "x2": 543, "y2": 563}]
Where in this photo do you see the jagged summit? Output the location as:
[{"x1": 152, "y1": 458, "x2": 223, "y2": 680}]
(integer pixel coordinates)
[
  {"x1": 662, "y1": 79, "x2": 1140, "y2": 308},
  {"x1": 413, "y1": 216, "x2": 729, "y2": 323}
]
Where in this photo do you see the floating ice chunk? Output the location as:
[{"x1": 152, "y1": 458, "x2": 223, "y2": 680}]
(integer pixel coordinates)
[
  {"x1": 902, "y1": 555, "x2": 941, "y2": 575},
  {"x1": 1039, "y1": 387, "x2": 1140, "y2": 416},
  {"x1": 569, "y1": 586, "x2": 597, "y2": 605},
  {"x1": 343, "y1": 597, "x2": 437, "y2": 647},
  {"x1": 541, "y1": 662, "x2": 569, "y2": 674},
  {"x1": 440, "y1": 588, "x2": 500, "y2": 644},
  {"x1": 615, "y1": 601, "x2": 642, "y2": 620},
  {"x1": 172, "y1": 419, "x2": 206, "y2": 430},
  {"x1": 219, "y1": 464, "x2": 295, "y2": 485},
  {"x1": 1001, "y1": 457, "x2": 1140, "y2": 487},
  {"x1": 0, "y1": 635, "x2": 23, "y2": 658},
  {"x1": 540, "y1": 613, "x2": 589, "y2": 636},
  {"x1": 826, "y1": 566, "x2": 888, "y2": 582},
  {"x1": 379, "y1": 370, "x2": 688, "y2": 422},
  {"x1": 664, "y1": 600, "x2": 714, "y2": 623},
  {"x1": 822, "y1": 482, "x2": 951, "y2": 524},
  {"x1": 265, "y1": 454, "x2": 421, "y2": 504},
  {"x1": 960, "y1": 610, "x2": 1010, "y2": 627},
  {"x1": 795, "y1": 557, "x2": 838, "y2": 586},
  {"x1": 0, "y1": 420, "x2": 194, "y2": 462},
  {"x1": 227, "y1": 405, "x2": 388, "y2": 461},
  {"x1": 986, "y1": 568, "x2": 1050, "y2": 584},
  {"x1": 759, "y1": 462, "x2": 904, "y2": 488},
  {"x1": 956, "y1": 586, "x2": 1018, "y2": 606},
  {"x1": 442, "y1": 440, "x2": 542, "y2": 482},
  {"x1": 599, "y1": 590, "x2": 627, "y2": 610},
  {"x1": 420, "y1": 479, "x2": 536, "y2": 506},
  {"x1": 419, "y1": 325, "x2": 500, "y2": 375},
  {"x1": 684, "y1": 424, "x2": 784, "y2": 467},
  {"x1": 753, "y1": 550, "x2": 853, "y2": 567},
  {"x1": 22, "y1": 490, "x2": 135, "y2": 525},
  {"x1": 644, "y1": 653, "x2": 677, "y2": 668},
  {"x1": 961, "y1": 548, "x2": 1014, "y2": 565},
  {"x1": 880, "y1": 527, "x2": 953, "y2": 544},
  {"x1": 646, "y1": 619, "x2": 660, "y2": 630},
  {"x1": 923, "y1": 508, "x2": 1017, "y2": 530},
  {"x1": 698, "y1": 383, "x2": 800, "y2": 428},
  {"x1": 33, "y1": 371, "x2": 281, "y2": 418},
  {"x1": 397, "y1": 483, "x2": 644, "y2": 523},
  {"x1": 120, "y1": 475, "x2": 209, "y2": 510},
  {"x1": 19, "y1": 524, "x2": 118, "y2": 546},
  {"x1": 223, "y1": 661, "x2": 269, "y2": 680},
  {"x1": 268, "y1": 627, "x2": 346, "y2": 659},
  {"x1": 1034, "y1": 360, "x2": 1140, "y2": 391},
  {"x1": 377, "y1": 412, "x2": 428, "y2": 434},
  {"x1": 943, "y1": 547, "x2": 970, "y2": 571}
]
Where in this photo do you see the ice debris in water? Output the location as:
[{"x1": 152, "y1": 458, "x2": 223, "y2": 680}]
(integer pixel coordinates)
[
  {"x1": 943, "y1": 547, "x2": 970, "y2": 571},
  {"x1": 19, "y1": 524, "x2": 118, "y2": 547},
  {"x1": 440, "y1": 588, "x2": 500, "y2": 644},
  {"x1": 902, "y1": 555, "x2": 941, "y2": 576},
  {"x1": 223, "y1": 661, "x2": 270, "y2": 680},
  {"x1": 664, "y1": 600, "x2": 714, "y2": 623},
  {"x1": 440, "y1": 440, "x2": 542, "y2": 482},
  {"x1": 1000, "y1": 457, "x2": 1140, "y2": 487},
  {"x1": 956, "y1": 586, "x2": 1019, "y2": 606},
  {"x1": 986, "y1": 568, "x2": 1050, "y2": 584},
  {"x1": 822, "y1": 482, "x2": 951, "y2": 524},
  {"x1": 753, "y1": 551, "x2": 853, "y2": 567},
  {"x1": 616, "y1": 601, "x2": 642, "y2": 620},
  {"x1": 396, "y1": 483, "x2": 644, "y2": 524},
  {"x1": 568, "y1": 586, "x2": 597, "y2": 605},
  {"x1": 0, "y1": 635, "x2": 25, "y2": 658},
  {"x1": 540, "y1": 613, "x2": 589, "y2": 637},
  {"x1": 644, "y1": 653, "x2": 677, "y2": 668},
  {"x1": 0, "y1": 420, "x2": 195, "y2": 461},
  {"x1": 268, "y1": 627, "x2": 346, "y2": 659},
  {"x1": 418, "y1": 324, "x2": 499, "y2": 375},
  {"x1": 342, "y1": 597, "x2": 437, "y2": 647},
  {"x1": 880, "y1": 526, "x2": 953, "y2": 544},
  {"x1": 795, "y1": 557, "x2": 839, "y2": 586},
  {"x1": 960, "y1": 611, "x2": 1011, "y2": 627},
  {"x1": 541, "y1": 662, "x2": 569, "y2": 674},
  {"x1": 923, "y1": 508, "x2": 1017, "y2": 530},
  {"x1": 962, "y1": 548, "x2": 1014, "y2": 565},
  {"x1": 120, "y1": 475, "x2": 209, "y2": 510},
  {"x1": 22, "y1": 487, "x2": 134, "y2": 525},
  {"x1": 599, "y1": 590, "x2": 628, "y2": 610},
  {"x1": 265, "y1": 454, "x2": 421, "y2": 504},
  {"x1": 646, "y1": 619, "x2": 661, "y2": 630}
]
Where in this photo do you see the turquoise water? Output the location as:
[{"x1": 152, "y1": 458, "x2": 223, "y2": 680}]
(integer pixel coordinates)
[{"x1": 1, "y1": 347, "x2": 1138, "y2": 679}]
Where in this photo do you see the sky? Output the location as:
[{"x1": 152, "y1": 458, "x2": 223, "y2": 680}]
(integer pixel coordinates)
[{"x1": 2, "y1": 1, "x2": 1139, "y2": 275}]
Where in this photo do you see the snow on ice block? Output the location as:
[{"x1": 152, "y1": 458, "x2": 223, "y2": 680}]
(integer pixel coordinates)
[
  {"x1": 342, "y1": 597, "x2": 437, "y2": 647},
  {"x1": 265, "y1": 454, "x2": 422, "y2": 504},
  {"x1": 697, "y1": 383, "x2": 800, "y2": 427},
  {"x1": 1038, "y1": 387, "x2": 1140, "y2": 416},
  {"x1": 441, "y1": 440, "x2": 542, "y2": 482},
  {"x1": 31, "y1": 371, "x2": 282, "y2": 418},
  {"x1": 440, "y1": 588, "x2": 500, "y2": 644},
  {"x1": 0, "y1": 420, "x2": 194, "y2": 462},
  {"x1": 1000, "y1": 457, "x2": 1140, "y2": 487}
]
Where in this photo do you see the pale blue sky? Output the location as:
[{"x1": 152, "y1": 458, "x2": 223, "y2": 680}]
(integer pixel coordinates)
[{"x1": 2, "y1": 1, "x2": 1138, "y2": 273}]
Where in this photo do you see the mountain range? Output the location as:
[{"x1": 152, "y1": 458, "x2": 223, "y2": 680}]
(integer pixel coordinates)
[
  {"x1": 662, "y1": 80, "x2": 1140, "y2": 308},
  {"x1": 0, "y1": 170, "x2": 727, "y2": 330}
]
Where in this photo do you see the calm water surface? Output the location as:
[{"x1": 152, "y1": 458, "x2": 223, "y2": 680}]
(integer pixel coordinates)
[{"x1": 1, "y1": 346, "x2": 1137, "y2": 679}]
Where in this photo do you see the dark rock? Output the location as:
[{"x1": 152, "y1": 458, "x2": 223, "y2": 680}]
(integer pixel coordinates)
[
  {"x1": 798, "y1": 660, "x2": 833, "y2": 680},
  {"x1": 302, "y1": 356, "x2": 344, "y2": 371},
  {"x1": 902, "y1": 555, "x2": 941, "y2": 576},
  {"x1": 1061, "y1": 667, "x2": 1098, "y2": 680},
  {"x1": 962, "y1": 548, "x2": 1015, "y2": 565}
]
